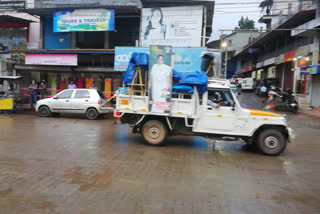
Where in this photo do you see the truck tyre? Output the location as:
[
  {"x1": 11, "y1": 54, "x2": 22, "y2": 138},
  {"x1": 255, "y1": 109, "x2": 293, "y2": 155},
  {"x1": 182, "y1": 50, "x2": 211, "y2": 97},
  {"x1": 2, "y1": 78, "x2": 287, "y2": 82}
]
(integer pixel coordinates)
[
  {"x1": 39, "y1": 106, "x2": 51, "y2": 117},
  {"x1": 86, "y1": 108, "x2": 99, "y2": 120},
  {"x1": 142, "y1": 120, "x2": 168, "y2": 146},
  {"x1": 257, "y1": 129, "x2": 287, "y2": 156}
]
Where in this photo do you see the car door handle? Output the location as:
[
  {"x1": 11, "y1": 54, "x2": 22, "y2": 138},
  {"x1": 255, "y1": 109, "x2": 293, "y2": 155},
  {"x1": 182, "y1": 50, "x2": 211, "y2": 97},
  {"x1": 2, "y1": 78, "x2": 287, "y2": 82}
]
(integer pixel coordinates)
[
  {"x1": 85, "y1": 100, "x2": 88, "y2": 102},
  {"x1": 66, "y1": 100, "x2": 69, "y2": 102},
  {"x1": 207, "y1": 107, "x2": 213, "y2": 110}
]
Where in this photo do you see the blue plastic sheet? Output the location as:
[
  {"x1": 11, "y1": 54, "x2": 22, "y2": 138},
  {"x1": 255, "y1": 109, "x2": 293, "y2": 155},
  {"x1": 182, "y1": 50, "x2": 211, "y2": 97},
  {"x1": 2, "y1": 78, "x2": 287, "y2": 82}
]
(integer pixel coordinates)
[
  {"x1": 122, "y1": 53, "x2": 149, "y2": 84},
  {"x1": 172, "y1": 70, "x2": 208, "y2": 94},
  {"x1": 173, "y1": 70, "x2": 208, "y2": 86},
  {"x1": 172, "y1": 83, "x2": 194, "y2": 94},
  {"x1": 131, "y1": 52, "x2": 149, "y2": 66}
]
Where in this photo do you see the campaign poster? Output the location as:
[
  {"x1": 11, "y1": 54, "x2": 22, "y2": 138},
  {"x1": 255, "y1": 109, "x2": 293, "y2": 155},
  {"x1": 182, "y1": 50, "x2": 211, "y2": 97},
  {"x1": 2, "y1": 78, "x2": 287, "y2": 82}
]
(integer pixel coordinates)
[
  {"x1": 148, "y1": 45, "x2": 173, "y2": 113},
  {"x1": 53, "y1": 9, "x2": 115, "y2": 32}
]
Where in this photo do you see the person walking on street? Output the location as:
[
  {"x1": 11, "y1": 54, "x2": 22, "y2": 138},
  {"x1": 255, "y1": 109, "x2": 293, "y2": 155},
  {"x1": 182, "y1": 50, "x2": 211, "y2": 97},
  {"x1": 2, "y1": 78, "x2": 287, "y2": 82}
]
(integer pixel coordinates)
[
  {"x1": 29, "y1": 80, "x2": 38, "y2": 108},
  {"x1": 39, "y1": 80, "x2": 47, "y2": 99},
  {"x1": 68, "y1": 81, "x2": 77, "y2": 89}
]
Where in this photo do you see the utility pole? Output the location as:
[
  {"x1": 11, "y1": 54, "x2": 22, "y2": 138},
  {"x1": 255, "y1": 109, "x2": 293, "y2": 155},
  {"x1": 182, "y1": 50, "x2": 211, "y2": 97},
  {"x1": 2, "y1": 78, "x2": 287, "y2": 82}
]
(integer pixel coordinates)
[{"x1": 224, "y1": 46, "x2": 228, "y2": 79}]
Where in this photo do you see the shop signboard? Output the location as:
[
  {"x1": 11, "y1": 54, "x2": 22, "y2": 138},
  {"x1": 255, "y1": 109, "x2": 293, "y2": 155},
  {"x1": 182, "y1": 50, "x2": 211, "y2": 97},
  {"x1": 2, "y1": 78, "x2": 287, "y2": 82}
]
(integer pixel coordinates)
[
  {"x1": 140, "y1": 6, "x2": 203, "y2": 47},
  {"x1": 284, "y1": 50, "x2": 296, "y2": 63},
  {"x1": 114, "y1": 46, "x2": 206, "y2": 73},
  {"x1": 301, "y1": 65, "x2": 320, "y2": 75},
  {"x1": 53, "y1": 9, "x2": 115, "y2": 32},
  {"x1": 256, "y1": 61, "x2": 264, "y2": 68},
  {"x1": 148, "y1": 45, "x2": 173, "y2": 113},
  {"x1": 264, "y1": 57, "x2": 275, "y2": 66},
  {"x1": 25, "y1": 54, "x2": 78, "y2": 66},
  {"x1": 0, "y1": 1, "x2": 25, "y2": 10},
  {"x1": 242, "y1": 64, "x2": 256, "y2": 73}
]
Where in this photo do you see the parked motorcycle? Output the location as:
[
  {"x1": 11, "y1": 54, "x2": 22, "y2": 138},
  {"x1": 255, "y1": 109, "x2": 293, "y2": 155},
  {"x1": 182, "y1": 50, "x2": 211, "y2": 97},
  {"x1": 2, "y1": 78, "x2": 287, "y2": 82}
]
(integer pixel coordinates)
[
  {"x1": 268, "y1": 87, "x2": 299, "y2": 113},
  {"x1": 281, "y1": 88, "x2": 299, "y2": 113}
]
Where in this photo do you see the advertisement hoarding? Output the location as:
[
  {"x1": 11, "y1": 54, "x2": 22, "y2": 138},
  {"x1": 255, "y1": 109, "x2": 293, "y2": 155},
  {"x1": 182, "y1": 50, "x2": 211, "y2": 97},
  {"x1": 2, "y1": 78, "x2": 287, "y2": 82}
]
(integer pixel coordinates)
[
  {"x1": 25, "y1": 54, "x2": 78, "y2": 66},
  {"x1": 148, "y1": 45, "x2": 173, "y2": 113},
  {"x1": 140, "y1": 6, "x2": 203, "y2": 47},
  {"x1": 114, "y1": 46, "x2": 206, "y2": 73},
  {"x1": 53, "y1": 9, "x2": 115, "y2": 32}
]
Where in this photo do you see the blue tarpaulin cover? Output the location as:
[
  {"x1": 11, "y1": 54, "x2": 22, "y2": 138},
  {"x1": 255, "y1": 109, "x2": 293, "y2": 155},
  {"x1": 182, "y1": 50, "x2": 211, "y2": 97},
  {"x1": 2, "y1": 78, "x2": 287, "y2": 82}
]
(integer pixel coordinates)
[
  {"x1": 122, "y1": 52, "x2": 208, "y2": 93},
  {"x1": 173, "y1": 70, "x2": 208, "y2": 94},
  {"x1": 122, "y1": 53, "x2": 149, "y2": 84}
]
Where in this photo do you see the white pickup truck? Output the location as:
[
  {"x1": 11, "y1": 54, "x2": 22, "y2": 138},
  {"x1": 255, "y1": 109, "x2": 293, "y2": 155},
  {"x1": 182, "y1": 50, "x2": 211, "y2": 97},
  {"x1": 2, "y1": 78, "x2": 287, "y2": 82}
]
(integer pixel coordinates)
[{"x1": 114, "y1": 81, "x2": 294, "y2": 156}]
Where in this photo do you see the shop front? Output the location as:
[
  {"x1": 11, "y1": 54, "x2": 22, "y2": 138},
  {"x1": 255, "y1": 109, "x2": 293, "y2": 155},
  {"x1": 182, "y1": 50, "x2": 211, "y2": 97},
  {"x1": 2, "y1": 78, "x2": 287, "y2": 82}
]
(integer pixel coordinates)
[
  {"x1": 242, "y1": 64, "x2": 256, "y2": 78},
  {"x1": 275, "y1": 46, "x2": 312, "y2": 93},
  {"x1": 15, "y1": 52, "x2": 122, "y2": 103},
  {"x1": 301, "y1": 64, "x2": 320, "y2": 107}
]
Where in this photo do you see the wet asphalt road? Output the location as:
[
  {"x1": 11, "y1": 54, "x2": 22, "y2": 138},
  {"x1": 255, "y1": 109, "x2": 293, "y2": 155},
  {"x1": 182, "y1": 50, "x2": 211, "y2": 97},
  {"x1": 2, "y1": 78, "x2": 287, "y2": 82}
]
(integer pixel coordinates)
[{"x1": 0, "y1": 92, "x2": 320, "y2": 214}]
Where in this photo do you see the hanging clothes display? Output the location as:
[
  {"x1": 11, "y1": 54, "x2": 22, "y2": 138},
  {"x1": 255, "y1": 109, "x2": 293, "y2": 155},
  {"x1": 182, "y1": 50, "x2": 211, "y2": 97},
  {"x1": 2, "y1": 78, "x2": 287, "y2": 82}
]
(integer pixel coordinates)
[
  {"x1": 48, "y1": 73, "x2": 57, "y2": 96},
  {"x1": 104, "y1": 78, "x2": 112, "y2": 98},
  {"x1": 77, "y1": 77, "x2": 84, "y2": 88},
  {"x1": 95, "y1": 76, "x2": 103, "y2": 91},
  {"x1": 59, "y1": 79, "x2": 67, "y2": 90},
  {"x1": 85, "y1": 77, "x2": 93, "y2": 89}
]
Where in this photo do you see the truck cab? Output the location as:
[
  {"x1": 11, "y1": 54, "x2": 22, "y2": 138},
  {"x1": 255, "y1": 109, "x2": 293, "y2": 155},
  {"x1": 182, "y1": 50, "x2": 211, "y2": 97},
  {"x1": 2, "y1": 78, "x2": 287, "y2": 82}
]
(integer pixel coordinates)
[{"x1": 115, "y1": 81, "x2": 294, "y2": 156}]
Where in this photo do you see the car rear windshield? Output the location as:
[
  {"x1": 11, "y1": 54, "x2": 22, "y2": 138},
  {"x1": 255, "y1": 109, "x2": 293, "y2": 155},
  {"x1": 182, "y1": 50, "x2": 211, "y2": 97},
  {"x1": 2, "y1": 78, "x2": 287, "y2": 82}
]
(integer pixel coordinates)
[{"x1": 97, "y1": 90, "x2": 106, "y2": 99}]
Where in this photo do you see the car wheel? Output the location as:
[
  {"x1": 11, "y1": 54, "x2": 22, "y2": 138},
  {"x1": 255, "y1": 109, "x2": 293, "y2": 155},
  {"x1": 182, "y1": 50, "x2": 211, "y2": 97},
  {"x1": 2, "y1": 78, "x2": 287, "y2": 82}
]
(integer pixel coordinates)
[
  {"x1": 257, "y1": 129, "x2": 287, "y2": 156},
  {"x1": 86, "y1": 108, "x2": 99, "y2": 120},
  {"x1": 39, "y1": 106, "x2": 51, "y2": 117},
  {"x1": 142, "y1": 120, "x2": 168, "y2": 146}
]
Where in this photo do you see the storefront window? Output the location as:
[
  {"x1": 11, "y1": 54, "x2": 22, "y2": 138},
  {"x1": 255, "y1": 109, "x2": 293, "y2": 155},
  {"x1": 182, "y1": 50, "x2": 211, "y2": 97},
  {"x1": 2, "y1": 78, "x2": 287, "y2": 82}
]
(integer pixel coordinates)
[{"x1": 267, "y1": 67, "x2": 276, "y2": 78}]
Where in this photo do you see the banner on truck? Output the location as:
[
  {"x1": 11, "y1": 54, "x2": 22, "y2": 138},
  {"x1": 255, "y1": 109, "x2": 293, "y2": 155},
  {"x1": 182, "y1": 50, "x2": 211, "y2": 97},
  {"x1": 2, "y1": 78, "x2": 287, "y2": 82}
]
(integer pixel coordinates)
[
  {"x1": 114, "y1": 47, "x2": 206, "y2": 72},
  {"x1": 140, "y1": 6, "x2": 203, "y2": 47},
  {"x1": 149, "y1": 45, "x2": 173, "y2": 113},
  {"x1": 53, "y1": 9, "x2": 115, "y2": 32}
]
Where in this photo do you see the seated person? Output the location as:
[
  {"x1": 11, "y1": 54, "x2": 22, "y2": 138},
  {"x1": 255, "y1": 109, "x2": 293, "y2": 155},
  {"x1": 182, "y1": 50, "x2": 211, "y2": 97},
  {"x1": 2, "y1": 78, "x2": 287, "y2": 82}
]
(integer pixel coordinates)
[{"x1": 207, "y1": 92, "x2": 224, "y2": 108}]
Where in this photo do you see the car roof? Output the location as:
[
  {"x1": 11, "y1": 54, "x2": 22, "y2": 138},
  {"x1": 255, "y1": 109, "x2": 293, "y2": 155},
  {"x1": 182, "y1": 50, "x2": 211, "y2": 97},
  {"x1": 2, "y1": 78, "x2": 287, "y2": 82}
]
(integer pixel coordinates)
[
  {"x1": 64, "y1": 89, "x2": 97, "y2": 91},
  {"x1": 207, "y1": 83, "x2": 230, "y2": 89}
]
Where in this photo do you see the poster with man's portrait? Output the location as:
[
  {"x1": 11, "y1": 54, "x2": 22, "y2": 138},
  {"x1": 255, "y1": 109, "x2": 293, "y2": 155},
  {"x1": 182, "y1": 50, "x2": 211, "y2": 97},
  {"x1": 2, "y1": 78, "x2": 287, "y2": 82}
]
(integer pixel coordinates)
[{"x1": 148, "y1": 45, "x2": 173, "y2": 113}]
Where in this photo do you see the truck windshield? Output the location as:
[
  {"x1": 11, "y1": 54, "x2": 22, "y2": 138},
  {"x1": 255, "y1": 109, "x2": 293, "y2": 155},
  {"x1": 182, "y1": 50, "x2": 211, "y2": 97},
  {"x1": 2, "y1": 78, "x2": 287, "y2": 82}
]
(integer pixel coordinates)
[{"x1": 208, "y1": 90, "x2": 235, "y2": 107}]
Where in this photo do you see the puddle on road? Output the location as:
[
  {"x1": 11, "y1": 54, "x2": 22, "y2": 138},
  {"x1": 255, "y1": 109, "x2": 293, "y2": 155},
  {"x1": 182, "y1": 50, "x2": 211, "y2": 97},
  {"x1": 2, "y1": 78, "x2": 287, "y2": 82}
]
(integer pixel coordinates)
[
  {"x1": 189, "y1": 137, "x2": 246, "y2": 152},
  {"x1": 63, "y1": 167, "x2": 116, "y2": 192}
]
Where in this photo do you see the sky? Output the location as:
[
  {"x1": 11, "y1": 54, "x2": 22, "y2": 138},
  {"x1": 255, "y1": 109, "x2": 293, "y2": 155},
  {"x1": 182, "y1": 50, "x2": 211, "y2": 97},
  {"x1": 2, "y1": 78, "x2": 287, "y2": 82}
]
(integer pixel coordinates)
[{"x1": 210, "y1": 0, "x2": 265, "y2": 41}]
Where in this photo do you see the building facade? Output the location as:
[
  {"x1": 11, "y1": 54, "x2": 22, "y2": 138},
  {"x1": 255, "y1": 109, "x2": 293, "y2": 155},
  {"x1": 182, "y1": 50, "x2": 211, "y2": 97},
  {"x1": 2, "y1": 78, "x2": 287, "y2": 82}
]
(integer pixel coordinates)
[
  {"x1": 234, "y1": 0, "x2": 319, "y2": 109},
  {"x1": 0, "y1": 0, "x2": 214, "y2": 102}
]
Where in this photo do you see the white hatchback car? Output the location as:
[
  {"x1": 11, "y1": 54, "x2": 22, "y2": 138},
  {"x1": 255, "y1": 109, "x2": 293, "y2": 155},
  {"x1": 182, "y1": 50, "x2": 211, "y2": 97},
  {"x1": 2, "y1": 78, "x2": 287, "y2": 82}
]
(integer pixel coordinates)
[{"x1": 35, "y1": 89, "x2": 109, "y2": 120}]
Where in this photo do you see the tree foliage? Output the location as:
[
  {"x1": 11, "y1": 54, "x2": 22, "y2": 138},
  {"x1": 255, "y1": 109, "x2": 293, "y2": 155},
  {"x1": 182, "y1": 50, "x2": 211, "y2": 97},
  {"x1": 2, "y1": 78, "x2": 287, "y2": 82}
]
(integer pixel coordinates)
[{"x1": 236, "y1": 16, "x2": 255, "y2": 29}]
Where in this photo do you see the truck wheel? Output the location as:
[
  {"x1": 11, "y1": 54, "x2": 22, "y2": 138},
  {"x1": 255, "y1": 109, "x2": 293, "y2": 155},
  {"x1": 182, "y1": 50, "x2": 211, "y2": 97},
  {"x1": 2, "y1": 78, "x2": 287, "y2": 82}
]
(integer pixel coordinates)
[
  {"x1": 86, "y1": 108, "x2": 99, "y2": 120},
  {"x1": 39, "y1": 106, "x2": 51, "y2": 117},
  {"x1": 257, "y1": 129, "x2": 287, "y2": 156},
  {"x1": 142, "y1": 120, "x2": 168, "y2": 146}
]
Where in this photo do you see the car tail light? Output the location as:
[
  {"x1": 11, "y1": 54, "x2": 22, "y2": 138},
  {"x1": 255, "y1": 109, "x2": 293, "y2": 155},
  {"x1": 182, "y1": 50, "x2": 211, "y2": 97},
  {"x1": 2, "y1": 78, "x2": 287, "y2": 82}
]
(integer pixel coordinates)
[
  {"x1": 115, "y1": 112, "x2": 121, "y2": 117},
  {"x1": 98, "y1": 99, "x2": 102, "y2": 105}
]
